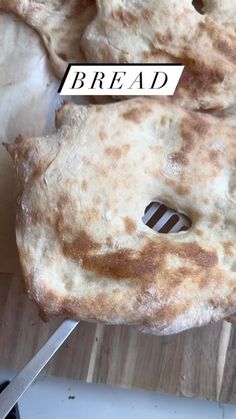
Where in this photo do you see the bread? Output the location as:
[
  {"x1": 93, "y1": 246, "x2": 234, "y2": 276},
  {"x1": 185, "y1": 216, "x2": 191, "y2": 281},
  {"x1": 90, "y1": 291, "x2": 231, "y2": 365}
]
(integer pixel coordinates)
[
  {"x1": 3, "y1": 0, "x2": 235, "y2": 111},
  {"x1": 82, "y1": 0, "x2": 236, "y2": 111},
  {"x1": 0, "y1": 0, "x2": 96, "y2": 78},
  {"x1": 203, "y1": 0, "x2": 236, "y2": 15},
  {"x1": 6, "y1": 98, "x2": 236, "y2": 335}
]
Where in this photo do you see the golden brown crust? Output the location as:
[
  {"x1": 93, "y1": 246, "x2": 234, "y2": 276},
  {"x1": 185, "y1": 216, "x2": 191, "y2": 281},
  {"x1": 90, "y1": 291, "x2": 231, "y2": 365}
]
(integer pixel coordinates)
[
  {"x1": 82, "y1": 0, "x2": 236, "y2": 110},
  {"x1": 8, "y1": 99, "x2": 236, "y2": 335}
]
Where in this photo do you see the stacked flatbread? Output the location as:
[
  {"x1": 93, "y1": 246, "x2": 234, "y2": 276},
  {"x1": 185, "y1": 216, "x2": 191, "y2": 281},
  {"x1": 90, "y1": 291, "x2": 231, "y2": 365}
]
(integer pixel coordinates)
[
  {"x1": 2, "y1": 1, "x2": 236, "y2": 333},
  {"x1": 1, "y1": 0, "x2": 236, "y2": 110},
  {"x1": 82, "y1": 0, "x2": 236, "y2": 110}
]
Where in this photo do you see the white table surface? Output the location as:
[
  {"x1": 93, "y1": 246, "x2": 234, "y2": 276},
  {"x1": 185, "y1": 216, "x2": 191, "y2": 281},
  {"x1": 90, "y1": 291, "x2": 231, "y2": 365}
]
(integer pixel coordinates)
[{"x1": 0, "y1": 369, "x2": 236, "y2": 419}]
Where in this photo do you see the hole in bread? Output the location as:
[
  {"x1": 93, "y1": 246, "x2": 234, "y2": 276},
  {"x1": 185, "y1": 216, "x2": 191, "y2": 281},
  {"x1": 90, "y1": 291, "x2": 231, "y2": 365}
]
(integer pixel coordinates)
[
  {"x1": 228, "y1": 173, "x2": 236, "y2": 203},
  {"x1": 231, "y1": 261, "x2": 236, "y2": 272},
  {"x1": 63, "y1": 274, "x2": 74, "y2": 291},
  {"x1": 192, "y1": 0, "x2": 204, "y2": 14},
  {"x1": 142, "y1": 202, "x2": 191, "y2": 234}
]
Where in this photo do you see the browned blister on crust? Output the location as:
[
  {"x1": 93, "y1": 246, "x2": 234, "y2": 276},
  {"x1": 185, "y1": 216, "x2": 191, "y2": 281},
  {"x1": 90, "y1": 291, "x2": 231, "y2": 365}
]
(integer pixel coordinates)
[
  {"x1": 0, "y1": 0, "x2": 96, "y2": 78},
  {"x1": 82, "y1": 0, "x2": 236, "y2": 110},
  {"x1": 8, "y1": 98, "x2": 236, "y2": 335}
]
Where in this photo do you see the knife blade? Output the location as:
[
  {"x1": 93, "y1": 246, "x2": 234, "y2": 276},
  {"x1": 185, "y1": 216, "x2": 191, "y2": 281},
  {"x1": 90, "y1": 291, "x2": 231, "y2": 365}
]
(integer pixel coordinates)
[{"x1": 0, "y1": 319, "x2": 79, "y2": 419}]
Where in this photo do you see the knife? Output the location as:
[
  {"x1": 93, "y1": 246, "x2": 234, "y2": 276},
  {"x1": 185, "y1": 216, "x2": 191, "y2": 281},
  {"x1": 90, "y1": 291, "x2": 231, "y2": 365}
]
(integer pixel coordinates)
[{"x1": 0, "y1": 319, "x2": 79, "y2": 419}]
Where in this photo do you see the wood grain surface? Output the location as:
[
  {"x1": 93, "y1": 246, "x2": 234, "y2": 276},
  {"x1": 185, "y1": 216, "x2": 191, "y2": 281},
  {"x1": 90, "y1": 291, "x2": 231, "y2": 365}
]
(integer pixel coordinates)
[{"x1": 0, "y1": 273, "x2": 235, "y2": 403}]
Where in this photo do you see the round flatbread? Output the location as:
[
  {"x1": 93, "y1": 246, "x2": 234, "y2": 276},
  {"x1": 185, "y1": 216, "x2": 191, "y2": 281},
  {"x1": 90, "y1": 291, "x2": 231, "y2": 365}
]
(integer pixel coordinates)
[{"x1": 6, "y1": 98, "x2": 236, "y2": 335}]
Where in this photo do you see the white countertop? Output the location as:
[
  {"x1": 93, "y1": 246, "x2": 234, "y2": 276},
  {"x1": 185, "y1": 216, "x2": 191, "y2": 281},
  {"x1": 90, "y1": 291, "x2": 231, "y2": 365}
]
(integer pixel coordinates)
[{"x1": 0, "y1": 369, "x2": 235, "y2": 419}]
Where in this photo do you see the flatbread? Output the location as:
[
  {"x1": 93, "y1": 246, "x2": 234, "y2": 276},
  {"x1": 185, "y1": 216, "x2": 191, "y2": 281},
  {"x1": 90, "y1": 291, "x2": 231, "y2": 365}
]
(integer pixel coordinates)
[
  {"x1": 82, "y1": 0, "x2": 236, "y2": 110},
  {"x1": 6, "y1": 98, "x2": 236, "y2": 335},
  {"x1": 0, "y1": 11, "x2": 62, "y2": 273},
  {"x1": 0, "y1": 0, "x2": 96, "y2": 78},
  {"x1": 203, "y1": 0, "x2": 236, "y2": 15}
]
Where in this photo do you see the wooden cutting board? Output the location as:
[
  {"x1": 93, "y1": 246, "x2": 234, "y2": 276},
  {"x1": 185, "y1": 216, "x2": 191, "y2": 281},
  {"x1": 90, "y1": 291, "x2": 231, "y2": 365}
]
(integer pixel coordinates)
[{"x1": 0, "y1": 273, "x2": 235, "y2": 404}]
